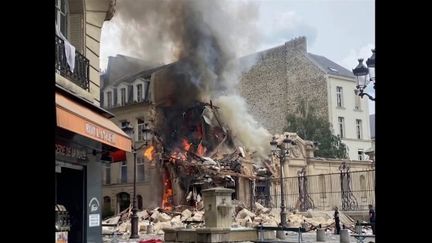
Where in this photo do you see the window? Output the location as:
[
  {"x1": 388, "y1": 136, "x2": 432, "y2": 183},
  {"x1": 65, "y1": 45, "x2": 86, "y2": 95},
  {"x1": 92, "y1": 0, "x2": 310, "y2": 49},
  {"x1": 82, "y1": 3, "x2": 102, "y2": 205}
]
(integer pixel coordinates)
[
  {"x1": 120, "y1": 161, "x2": 127, "y2": 183},
  {"x1": 113, "y1": 88, "x2": 118, "y2": 105},
  {"x1": 356, "y1": 119, "x2": 363, "y2": 139},
  {"x1": 137, "y1": 157, "x2": 145, "y2": 182},
  {"x1": 137, "y1": 118, "x2": 145, "y2": 141},
  {"x1": 354, "y1": 90, "x2": 361, "y2": 110},
  {"x1": 358, "y1": 149, "x2": 364, "y2": 160},
  {"x1": 144, "y1": 79, "x2": 150, "y2": 100},
  {"x1": 338, "y1": 117, "x2": 345, "y2": 138},
  {"x1": 319, "y1": 174, "x2": 326, "y2": 198},
  {"x1": 107, "y1": 91, "x2": 113, "y2": 108},
  {"x1": 103, "y1": 196, "x2": 112, "y2": 217},
  {"x1": 120, "y1": 120, "x2": 130, "y2": 130},
  {"x1": 128, "y1": 85, "x2": 134, "y2": 104},
  {"x1": 120, "y1": 88, "x2": 126, "y2": 106},
  {"x1": 55, "y1": 0, "x2": 68, "y2": 38},
  {"x1": 255, "y1": 181, "x2": 271, "y2": 207},
  {"x1": 104, "y1": 164, "x2": 111, "y2": 185},
  {"x1": 116, "y1": 192, "x2": 130, "y2": 213},
  {"x1": 336, "y1": 86, "x2": 343, "y2": 107},
  {"x1": 137, "y1": 84, "x2": 143, "y2": 102}
]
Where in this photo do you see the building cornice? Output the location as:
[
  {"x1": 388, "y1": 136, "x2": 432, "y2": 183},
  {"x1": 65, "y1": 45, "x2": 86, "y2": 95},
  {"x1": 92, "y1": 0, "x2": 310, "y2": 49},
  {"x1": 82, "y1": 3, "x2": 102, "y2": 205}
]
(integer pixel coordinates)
[{"x1": 327, "y1": 74, "x2": 356, "y2": 83}]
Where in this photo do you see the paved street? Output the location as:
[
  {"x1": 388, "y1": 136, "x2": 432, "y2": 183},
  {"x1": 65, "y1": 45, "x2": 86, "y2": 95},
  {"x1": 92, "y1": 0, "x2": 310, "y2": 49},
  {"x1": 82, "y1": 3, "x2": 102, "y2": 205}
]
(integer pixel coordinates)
[{"x1": 104, "y1": 231, "x2": 375, "y2": 243}]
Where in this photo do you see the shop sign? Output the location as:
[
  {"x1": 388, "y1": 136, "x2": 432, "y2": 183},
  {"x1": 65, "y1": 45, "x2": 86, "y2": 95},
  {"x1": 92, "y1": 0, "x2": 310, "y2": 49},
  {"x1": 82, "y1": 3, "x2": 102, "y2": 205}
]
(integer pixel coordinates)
[
  {"x1": 55, "y1": 143, "x2": 87, "y2": 160},
  {"x1": 85, "y1": 123, "x2": 116, "y2": 145}
]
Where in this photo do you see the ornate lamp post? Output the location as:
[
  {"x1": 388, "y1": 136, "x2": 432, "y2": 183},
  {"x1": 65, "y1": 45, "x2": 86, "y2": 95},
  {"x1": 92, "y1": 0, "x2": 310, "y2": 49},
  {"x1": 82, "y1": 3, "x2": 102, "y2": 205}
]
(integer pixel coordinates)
[
  {"x1": 353, "y1": 49, "x2": 375, "y2": 101},
  {"x1": 121, "y1": 122, "x2": 152, "y2": 239},
  {"x1": 270, "y1": 134, "x2": 296, "y2": 226}
]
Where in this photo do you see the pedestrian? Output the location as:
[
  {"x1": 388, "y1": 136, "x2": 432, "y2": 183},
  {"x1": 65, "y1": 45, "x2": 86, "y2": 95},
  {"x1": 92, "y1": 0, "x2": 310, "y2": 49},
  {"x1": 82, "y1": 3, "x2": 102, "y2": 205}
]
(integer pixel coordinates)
[
  {"x1": 368, "y1": 204, "x2": 376, "y2": 235},
  {"x1": 334, "y1": 207, "x2": 341, "y2": 234}
]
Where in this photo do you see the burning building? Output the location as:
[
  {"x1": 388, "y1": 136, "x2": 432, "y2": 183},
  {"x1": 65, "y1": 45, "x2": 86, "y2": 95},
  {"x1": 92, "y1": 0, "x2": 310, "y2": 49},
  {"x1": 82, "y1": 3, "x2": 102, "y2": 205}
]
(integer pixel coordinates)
[
  {"x1": 100, "y1": 57, "x2": 266, "y2": 213},
  {"x1": 100, "y1": 0, "x2": 274, "y2": 215}
]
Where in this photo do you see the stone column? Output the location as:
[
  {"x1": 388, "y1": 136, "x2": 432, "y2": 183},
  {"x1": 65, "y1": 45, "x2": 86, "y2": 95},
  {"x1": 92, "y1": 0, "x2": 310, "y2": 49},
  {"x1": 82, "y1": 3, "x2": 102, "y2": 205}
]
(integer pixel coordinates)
[
  {"x1": 201, "y1": 187, "x2": 234, "y2": 229},
  {"x1": 339, "y1": 229, "x2": 350, "y2": 243},
  {"x1": 197, "y1": 188, "x2": 235, "y2": 243},
  {"x1": 316, "y1": 228, "x2": 326, "y2": 241}
]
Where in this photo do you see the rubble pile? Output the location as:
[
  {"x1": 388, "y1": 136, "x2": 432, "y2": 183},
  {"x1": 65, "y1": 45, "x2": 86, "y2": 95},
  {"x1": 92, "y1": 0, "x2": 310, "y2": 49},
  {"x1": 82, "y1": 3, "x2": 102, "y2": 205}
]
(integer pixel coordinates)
[
  {"x1": 231, "y1": 203, "x2": 356, "y2": 232},
  {"x1": 102, "y1": 206, "x2": 206, "y2": 236},
  {"x1": 103, "y1": 202, "x2": 357, "y2": 239}
]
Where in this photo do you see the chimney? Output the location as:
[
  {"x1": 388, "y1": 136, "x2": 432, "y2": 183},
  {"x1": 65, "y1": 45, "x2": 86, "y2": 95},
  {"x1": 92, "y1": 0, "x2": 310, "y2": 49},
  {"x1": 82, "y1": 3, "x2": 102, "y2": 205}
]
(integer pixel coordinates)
[{"x1": 286, "y1": 36, "x2": 307, "y2": 53}]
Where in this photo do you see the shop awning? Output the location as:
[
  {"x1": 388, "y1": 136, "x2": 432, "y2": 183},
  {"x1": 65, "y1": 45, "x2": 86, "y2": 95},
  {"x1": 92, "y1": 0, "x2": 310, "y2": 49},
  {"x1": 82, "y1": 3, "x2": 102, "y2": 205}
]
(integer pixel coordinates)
[{"x1": 56, "y1": 92, "x2": 132, "y2": 152}]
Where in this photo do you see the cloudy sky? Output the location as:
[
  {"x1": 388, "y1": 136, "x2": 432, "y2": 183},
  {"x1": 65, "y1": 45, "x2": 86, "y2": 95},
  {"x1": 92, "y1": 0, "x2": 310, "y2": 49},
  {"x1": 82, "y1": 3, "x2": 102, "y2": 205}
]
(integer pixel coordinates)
[{"x1": 100, "y1": 0, "x2": 375, "y2": 113}]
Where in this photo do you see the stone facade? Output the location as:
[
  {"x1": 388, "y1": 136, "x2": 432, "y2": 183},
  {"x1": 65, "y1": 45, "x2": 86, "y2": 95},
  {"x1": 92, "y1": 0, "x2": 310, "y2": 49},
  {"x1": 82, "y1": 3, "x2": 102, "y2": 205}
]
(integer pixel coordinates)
[
  {"x1": 56, "y1": 0, "x2": 115, "y2": 105},
  {"x1": 101, "y1": 103, "x2": 161, "y2": 213},
  {"x1": 239, "y1": 36, "x2": 372, "y2": 160},
  {"x1": 239, "y1": 37, "x2": 328, "y2": 134}
]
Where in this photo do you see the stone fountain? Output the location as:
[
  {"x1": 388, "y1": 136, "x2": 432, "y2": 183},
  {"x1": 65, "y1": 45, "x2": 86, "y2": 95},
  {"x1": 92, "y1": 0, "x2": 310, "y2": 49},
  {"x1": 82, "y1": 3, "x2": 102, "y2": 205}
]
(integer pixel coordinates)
[{"x1": 164, "y1": 187, "x2": 258, "y2": 243}]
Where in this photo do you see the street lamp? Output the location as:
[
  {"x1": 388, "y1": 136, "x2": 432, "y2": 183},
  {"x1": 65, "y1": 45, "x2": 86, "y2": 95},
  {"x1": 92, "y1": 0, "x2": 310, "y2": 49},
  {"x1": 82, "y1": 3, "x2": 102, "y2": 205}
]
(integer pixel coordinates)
[
  {"x1": 353, "y1": 49, "x2": 375, "y2": 101},
  {"x1": 270, "y1": 134, "x2": 296, "y2": 227},
  {"x1": 121, "y1": 122, "x2": 153, "y2": 239}
]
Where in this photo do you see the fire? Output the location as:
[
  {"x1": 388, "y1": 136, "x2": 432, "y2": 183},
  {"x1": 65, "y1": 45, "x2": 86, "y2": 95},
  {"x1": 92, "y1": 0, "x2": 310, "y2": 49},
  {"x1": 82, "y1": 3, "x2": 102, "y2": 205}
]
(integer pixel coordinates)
[
  {"x1": 197, "y1": 143, "x2": 205, "y2": 156},
  {"x1": 170, "y1": 151, "x2": 186, "y2": 161},
  {"x1": 162, "y1": 169, "x2": 173, "y2": 211},
  {"x1": 182, "y1": 139, "x2": 191, "y2": 151},
  {"x1": 144, "y1": 146, "x2": 155, "y2": 160}
]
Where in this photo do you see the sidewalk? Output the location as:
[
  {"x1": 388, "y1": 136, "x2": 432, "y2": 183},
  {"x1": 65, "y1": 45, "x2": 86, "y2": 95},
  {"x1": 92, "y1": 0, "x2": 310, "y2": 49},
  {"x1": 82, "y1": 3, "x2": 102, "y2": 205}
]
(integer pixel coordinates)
[{"x1": 104, "y1": 231, "x2": 375, "y2": 243}]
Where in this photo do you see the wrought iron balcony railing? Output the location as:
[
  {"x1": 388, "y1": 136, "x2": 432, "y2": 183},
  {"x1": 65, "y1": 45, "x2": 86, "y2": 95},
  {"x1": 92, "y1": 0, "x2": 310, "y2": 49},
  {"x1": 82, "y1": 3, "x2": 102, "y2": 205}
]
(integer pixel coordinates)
[{"x1": 55, "y1": 35, "x2": 90, "y2": 91}]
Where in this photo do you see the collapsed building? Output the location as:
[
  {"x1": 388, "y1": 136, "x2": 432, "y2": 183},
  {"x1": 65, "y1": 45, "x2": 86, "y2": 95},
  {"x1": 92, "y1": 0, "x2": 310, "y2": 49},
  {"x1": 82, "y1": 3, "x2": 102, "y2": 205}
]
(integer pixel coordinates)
[{"x1": 100, "y1": 57, "x2": 269, "y2": 213}]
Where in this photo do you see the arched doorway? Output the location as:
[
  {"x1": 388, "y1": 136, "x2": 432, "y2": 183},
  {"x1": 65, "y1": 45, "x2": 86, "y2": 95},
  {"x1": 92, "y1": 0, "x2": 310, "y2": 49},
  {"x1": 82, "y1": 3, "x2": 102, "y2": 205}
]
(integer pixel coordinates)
[
  {"x1": 116, "y1": 192, "x2": 130, "y2": 213},
  {"x1": 102, "y1": 196, "x2": 113, "y2": 219}
]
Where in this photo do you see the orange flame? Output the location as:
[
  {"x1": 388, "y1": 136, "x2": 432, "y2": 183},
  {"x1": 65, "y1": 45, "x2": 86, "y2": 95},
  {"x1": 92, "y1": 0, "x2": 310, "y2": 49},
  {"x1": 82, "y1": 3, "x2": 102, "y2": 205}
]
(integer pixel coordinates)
[
  {"x1": 162, "y1": 169, "x2": 173, "y2": 211},
  {"x1": 144, "y1": 146, "x2": 155, "y2": 160},
  {"x1": 182, "y1": 139, "x2": 191, "y2": 151},
  {"x1": 197, "y1": 143, "x2": 205, "y2": 156}
]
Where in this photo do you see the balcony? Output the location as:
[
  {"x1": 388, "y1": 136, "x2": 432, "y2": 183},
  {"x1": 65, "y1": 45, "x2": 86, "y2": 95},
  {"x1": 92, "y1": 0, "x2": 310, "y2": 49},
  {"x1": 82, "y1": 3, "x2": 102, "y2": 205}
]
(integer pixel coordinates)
[{"x1": 55, "y1": 35, "x2": 90, "y2": 91}]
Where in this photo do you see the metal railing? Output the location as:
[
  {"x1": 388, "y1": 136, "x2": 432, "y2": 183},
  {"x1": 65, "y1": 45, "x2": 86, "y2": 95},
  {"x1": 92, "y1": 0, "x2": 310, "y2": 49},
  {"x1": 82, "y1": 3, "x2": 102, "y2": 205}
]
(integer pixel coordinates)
[
  {"x1": 55, "y1": 35, "x2": 90, "y2": 91},
  {"x1": 256, "y1": 170, "x2": 375, "y2": 211}
]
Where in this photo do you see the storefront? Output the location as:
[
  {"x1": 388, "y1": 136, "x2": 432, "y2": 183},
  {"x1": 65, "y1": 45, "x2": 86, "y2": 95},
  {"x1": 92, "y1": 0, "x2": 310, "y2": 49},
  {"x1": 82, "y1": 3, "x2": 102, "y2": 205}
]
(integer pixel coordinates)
[{"x1": 55, "y1": 89, "x2": 131, "y2": 243}]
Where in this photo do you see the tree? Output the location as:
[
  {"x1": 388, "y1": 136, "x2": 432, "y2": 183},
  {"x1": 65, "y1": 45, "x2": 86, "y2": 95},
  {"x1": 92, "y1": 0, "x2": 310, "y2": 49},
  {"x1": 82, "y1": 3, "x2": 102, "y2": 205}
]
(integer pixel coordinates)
[{"x1": 284, "y1": 99, "x2": 348, "y2": 159}]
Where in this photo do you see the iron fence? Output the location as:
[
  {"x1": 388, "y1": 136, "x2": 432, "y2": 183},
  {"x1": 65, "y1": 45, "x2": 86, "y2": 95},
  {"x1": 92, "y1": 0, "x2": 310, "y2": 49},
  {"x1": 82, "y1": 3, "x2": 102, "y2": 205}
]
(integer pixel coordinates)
[{"x1": 256, "y1": 169, "x2": 375, "y2": 211}]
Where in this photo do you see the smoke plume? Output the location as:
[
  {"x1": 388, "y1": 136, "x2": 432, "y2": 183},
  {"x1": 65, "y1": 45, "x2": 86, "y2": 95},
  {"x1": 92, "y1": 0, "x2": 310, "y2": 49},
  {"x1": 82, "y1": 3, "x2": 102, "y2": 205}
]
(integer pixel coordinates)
[{"x1": 113, "y1": 0, "x2": 271, "y2": 158}]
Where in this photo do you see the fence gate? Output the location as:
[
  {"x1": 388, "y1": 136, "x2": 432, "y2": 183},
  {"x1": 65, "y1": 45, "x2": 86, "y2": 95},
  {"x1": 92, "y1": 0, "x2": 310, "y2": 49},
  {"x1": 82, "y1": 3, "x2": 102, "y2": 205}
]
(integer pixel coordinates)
[
  {"x1": 297, "y1": 167, "x2": 314, "y2": 211},
  {"x1": 339, "y1": 162, "x2": 358, "y2": 211}
]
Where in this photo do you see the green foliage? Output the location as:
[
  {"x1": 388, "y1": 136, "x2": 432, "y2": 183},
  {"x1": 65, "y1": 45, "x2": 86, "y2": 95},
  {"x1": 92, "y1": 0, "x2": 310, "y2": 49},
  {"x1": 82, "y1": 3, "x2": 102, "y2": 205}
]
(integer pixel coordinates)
[{"x1": 284, "y1": 99, "x2": 348, "y2": 159}]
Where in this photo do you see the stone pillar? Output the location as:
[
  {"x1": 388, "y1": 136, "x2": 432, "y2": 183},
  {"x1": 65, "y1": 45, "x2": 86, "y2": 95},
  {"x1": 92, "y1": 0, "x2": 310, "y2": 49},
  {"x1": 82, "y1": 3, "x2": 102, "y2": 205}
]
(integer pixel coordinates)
[
  {"x1": 202, "y1": 187, "x2": 234, "y2": 229},
  {"x1": 339, "y1": 229, "x2": 350, "y2": 243},
  {"x1": 316, "y1": 228, "x2": 326, "y2": 241}
]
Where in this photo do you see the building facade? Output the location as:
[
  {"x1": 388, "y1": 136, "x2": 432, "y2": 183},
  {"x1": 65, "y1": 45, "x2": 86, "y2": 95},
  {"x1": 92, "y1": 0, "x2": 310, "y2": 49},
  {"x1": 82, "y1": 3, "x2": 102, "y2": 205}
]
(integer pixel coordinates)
[
  {"x1": 55, "y1": 1, "x2": 131, "y2": 243},
  {"x1": 100, "y1": 57, "x2": 162, "y2": 216},
  {"x1": 239, "y1": 37, "x2": 373, "y2": 160},
  {"x1": 99, "y1": 58, "x2": 260, "y2": 214}
]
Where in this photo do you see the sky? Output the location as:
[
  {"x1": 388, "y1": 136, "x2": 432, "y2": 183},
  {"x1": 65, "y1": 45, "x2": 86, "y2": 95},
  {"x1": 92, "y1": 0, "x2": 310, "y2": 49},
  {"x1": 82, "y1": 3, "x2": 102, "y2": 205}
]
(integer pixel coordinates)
[{"x1": 100, "y1": 0, "x2": 375, "y2": 114}]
